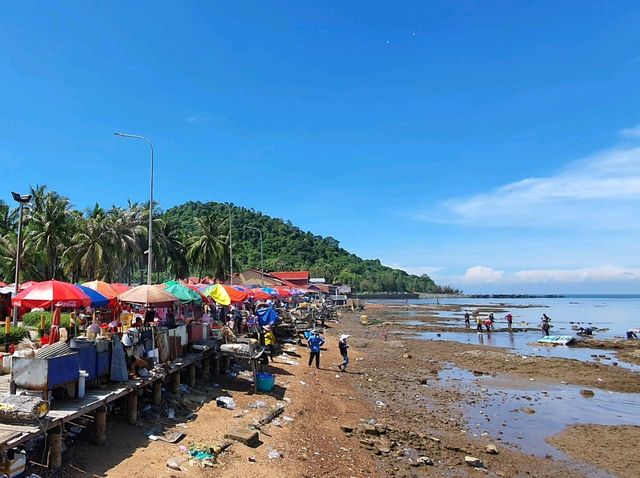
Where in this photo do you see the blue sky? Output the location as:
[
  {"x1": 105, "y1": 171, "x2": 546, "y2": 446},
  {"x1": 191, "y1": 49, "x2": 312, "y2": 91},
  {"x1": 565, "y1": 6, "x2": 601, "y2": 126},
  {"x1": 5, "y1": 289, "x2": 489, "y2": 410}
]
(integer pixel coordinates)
[{"x1": 2, "y1": 1, "x2": 640, "y2": 293}]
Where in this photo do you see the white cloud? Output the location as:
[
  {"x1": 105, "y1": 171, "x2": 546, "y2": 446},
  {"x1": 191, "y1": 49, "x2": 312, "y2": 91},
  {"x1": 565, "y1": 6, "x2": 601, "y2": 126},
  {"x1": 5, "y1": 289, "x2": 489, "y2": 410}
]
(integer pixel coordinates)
[
  {"x1": 511, "y1": 265, "x2": 640, "y2": 283},
  {"x1": 460, "y1": 266, "x2": 504, "y2": 284},
  {"x1": 437, "y1": 146, "x2": 640, "y2": 229},
  {"x1": 619, "y1": 125, "x2": 640, "y2": 138}
]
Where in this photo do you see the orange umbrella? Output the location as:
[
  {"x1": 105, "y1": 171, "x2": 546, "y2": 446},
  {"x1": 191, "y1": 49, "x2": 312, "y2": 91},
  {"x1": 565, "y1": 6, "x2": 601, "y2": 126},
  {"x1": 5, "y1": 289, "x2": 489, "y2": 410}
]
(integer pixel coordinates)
[
  {"x1": 109, "y1": 283, "x2": 131, "y2": 294},
  {"x1": 221, "y1": 284, "x2": 248, "y2": 303},
  {"x1": 118, "y1": 284, "x2": 179, "y2": 307},
  {"x1": 82, "y1": 280, "x2": 119, "y2": 299}
]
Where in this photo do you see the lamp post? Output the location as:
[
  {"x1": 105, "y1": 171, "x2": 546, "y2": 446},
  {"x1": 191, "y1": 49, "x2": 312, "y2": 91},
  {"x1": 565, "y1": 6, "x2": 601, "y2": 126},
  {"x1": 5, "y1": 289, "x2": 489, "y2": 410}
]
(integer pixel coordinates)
[
  {"x1": 11, "y1": 192, "x2": 32, "y2": 326},
  {"x1": 114, "y1": 133, "x2": 154, "y2": 285},
  {"x1": 223, "y1": 203, "x2": 233, "y2": 285},
  {"x1": 243, "y1": 226, "x2": 263, "y2": 287}
]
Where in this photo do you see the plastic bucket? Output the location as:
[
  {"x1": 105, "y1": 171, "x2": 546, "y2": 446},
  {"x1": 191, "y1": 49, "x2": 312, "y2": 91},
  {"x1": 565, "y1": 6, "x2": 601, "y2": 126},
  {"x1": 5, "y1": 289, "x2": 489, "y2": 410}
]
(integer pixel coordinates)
[{"x1": 256, "y1": 372, "x2": 276, "y2": 392}]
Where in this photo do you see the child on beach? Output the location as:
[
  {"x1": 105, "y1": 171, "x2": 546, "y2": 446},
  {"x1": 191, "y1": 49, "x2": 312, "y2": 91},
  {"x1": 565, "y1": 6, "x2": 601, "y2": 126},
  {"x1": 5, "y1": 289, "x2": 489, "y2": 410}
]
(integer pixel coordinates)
[
  {"x1": 338, "y1": 334, "x2": 349, "y2": 371},
  {"x1": 476, "y1": 315, "x2": 483, "y2": 333}
]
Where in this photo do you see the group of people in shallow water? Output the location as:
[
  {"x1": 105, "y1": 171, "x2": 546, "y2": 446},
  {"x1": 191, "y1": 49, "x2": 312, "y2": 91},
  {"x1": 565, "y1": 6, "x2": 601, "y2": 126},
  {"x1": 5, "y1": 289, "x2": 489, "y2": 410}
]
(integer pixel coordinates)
[{"x1": 463, "y1": 311, "x2": 552, "y2": 335}]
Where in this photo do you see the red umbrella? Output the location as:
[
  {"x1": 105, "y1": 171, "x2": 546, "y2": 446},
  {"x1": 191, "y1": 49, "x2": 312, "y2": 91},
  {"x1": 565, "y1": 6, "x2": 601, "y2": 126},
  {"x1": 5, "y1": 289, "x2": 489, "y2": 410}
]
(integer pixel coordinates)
[
  {"x1": 0, "y1": 281, "x2": 6, "y2": 287},
  {"x1": 251, "y1": 288, "x2": 272, "y2": 300},
  {"x1": 48, "y1": 306, "x2": 61, "y2": 343},
  {"x1": 12, "y1": 280, "x2": 92, "y2": 309},
  {"x1": 19, "y1": 281, "x2": 39, "y2": 291},
  {"x1": 275, "y1": 287, "x2": 292, "y2": 297}
]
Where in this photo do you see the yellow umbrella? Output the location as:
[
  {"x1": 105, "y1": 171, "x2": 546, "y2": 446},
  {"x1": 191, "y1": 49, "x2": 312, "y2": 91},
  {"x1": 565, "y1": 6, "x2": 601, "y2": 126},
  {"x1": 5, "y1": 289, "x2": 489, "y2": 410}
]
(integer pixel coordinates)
[{"x1": 204, "y1": 284, "x2": 231, "y2": 306}]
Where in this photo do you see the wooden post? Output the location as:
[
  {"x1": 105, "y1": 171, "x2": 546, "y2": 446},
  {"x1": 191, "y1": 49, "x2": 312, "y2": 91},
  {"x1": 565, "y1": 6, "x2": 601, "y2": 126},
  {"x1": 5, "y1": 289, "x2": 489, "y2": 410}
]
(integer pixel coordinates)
[
  {"x1": 251, "y1": 359, "x2": 258, "y2": 394},
  {"x1": 202, "y1": 357, "x2": 210, "y2": 377},
  {"x1": 126, "y1": 392, "x2": 138, "y2": 425},
  {"x1": 94, "y1": 406, "x2": 107, "y2": 446},
  {"x1": 188, "y1": 363, "x2": 196, "y2": 388},
  {"x1": 48, "y1": 426, "x2": 63, "y2": 469},
  {"x1": 153, "y1": 380, "x2": 162, "y2": 405},
  {"x1": 171, "y1": 372, "x2": 180, "y2": 396},
  {"x1": 4, "y1": 317, "x2": 9, "y2": 353},
  {"x1": 214, "y1": 354, "x2": 221, "y2": 377}
]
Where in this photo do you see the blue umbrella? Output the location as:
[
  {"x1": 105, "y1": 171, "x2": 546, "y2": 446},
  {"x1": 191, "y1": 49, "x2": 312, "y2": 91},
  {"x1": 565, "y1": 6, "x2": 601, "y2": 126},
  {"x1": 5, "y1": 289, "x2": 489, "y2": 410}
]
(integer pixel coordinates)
[
  {"x1": 261, "y1": 287, "x2": 278, "y2": 296},
  {"x1": 75, "y1": 284, "x2": 110, "y2": 308}
]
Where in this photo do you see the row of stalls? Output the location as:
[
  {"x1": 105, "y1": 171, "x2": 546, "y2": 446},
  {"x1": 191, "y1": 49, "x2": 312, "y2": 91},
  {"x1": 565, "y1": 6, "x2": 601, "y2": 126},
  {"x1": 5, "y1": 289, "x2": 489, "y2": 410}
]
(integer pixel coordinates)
[{"x1": 0, "y1": 279, "x2": 315, "y2": 400}]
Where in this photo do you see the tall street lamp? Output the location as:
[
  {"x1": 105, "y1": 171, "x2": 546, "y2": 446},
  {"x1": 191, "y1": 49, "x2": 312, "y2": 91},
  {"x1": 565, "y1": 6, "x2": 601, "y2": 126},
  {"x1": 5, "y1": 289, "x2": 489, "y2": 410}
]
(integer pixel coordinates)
[
  {"x1": 243, "y1": 226, "x2": 263, "y2": 287},
  {"x1": 11, "y1": 191, "x2": 32, "y2": 326},
  {"x1": 114, "y1": 132, "x2": 154, "y2": 285},
  {"x1": 222, "y1": 203, "x2": 234, "y2": 285}
]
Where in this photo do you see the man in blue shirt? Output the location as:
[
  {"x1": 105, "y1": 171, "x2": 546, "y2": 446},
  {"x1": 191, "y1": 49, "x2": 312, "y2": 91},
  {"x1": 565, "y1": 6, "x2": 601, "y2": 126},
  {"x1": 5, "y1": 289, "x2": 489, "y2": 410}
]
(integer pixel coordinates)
[{"x1": 307, "y1": 330, "x2": 325, "y2": 369}]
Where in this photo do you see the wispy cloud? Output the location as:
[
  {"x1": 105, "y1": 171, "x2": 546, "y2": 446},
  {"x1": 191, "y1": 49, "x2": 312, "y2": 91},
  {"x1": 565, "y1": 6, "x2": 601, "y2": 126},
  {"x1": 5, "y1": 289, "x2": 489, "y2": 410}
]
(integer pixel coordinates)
[
  {"x1": 186, "y1": 114, "x2": 210, "y2": 123},
  {"x1": 459, "y1": 265, "x2": 640, "y2": 285},
  {"x1": 385, "y1": 264, "x2": 443, "y2": 276},
  {"x1": 430, "y1": 146, "x2": 640, "y2": 229},
  {"x1": 619, "y1": 125, "x2": 640, "y2": 138}
]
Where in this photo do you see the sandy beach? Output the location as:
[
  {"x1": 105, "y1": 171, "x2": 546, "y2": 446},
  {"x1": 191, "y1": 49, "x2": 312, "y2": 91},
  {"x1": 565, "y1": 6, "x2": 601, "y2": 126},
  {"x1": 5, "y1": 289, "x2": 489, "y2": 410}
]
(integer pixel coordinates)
[{"x1": 55, "y1": 302, "x2": 640, "y2": 478}]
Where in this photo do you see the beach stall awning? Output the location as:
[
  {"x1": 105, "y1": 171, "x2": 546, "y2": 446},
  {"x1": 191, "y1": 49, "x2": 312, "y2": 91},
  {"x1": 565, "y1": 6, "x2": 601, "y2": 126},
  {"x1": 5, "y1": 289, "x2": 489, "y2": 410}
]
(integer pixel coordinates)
[
  {"x1": 18, "y1": 281, "x2": 39, "y2": 291},
  {"x1": 251, "y1": 288, "x2": 273, "y2": 300},
  {"x1": 221, "y1": 284, "x2": 248, "y2": 303},
  {"x1": 82, "y1": 280, "x2": 119, "y2": 299},
  {"x1": 163, "y1": 281, "x2": 203, "y2": 305},
  {"x1": 12, "y1": 280, "x2": 92, "y2": 309},
  {"x1": 75, "y1": 285, "x2": 110, "y2": 308},
  {"x1": 204, "y1": 284, "x2": 231, "y2": 306},
  {"x1": 118, "y1": 284, "x2": 178, "y2": 307},
  {"x1": 275, "y1": 287, "x2": 292, "y2": 297},
  {"x1": 109, "y1": 283, "x2": 132, "y2": 295}
]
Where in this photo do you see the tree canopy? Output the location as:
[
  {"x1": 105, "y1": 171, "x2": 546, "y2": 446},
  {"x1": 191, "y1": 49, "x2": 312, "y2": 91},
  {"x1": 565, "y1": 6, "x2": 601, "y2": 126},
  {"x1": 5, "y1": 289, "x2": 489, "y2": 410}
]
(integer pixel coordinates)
[{"x1": 0, "y1": 189, "x2": 457, "y2": 294}]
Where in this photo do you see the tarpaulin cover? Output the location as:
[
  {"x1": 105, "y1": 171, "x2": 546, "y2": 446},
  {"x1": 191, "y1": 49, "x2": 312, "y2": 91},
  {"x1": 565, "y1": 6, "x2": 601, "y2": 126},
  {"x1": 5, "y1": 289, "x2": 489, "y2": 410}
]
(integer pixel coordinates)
[
  {"x1": 12, "y1": 280, "x2": 92, "y2": 309},
  {"x1": 75, "y1": 285, "x2": 110, "y2": 308},
  {"x1": 256, "y1": 306, "x2": 278, "y2": 327},
  {"x1": 205, "y1": 284, "x2": 231, "y2": 306}
]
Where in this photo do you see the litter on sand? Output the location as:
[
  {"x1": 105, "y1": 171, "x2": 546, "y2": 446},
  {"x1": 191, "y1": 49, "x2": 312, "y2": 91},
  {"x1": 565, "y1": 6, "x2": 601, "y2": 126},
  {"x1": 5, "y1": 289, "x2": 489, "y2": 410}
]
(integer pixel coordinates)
[{"x1": 216, "y1": 396, "x2": 237, "y2": 410}]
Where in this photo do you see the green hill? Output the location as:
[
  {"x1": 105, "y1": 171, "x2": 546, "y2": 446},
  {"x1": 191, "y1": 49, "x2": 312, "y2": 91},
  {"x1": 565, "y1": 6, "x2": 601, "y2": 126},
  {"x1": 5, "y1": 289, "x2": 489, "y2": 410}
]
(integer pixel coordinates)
[{"x1": 165, "y1": 201, "x2": 456, "y2": 294}]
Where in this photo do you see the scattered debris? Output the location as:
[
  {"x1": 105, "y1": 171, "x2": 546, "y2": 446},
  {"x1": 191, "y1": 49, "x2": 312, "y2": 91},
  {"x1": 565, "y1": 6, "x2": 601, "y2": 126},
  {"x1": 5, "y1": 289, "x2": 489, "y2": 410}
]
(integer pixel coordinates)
[
  {"x1": 485, "y1": 444, "x2": 499, "y2": 455},
  {"x1": 166, "y1": 456, "x2": 187, "y2": 471},
  {"x1": 216, "y1": 396, "x2": 236, "y2": 410},
  {"x1": 465, "y1": 455, "x2": 485, "y2": 468}
]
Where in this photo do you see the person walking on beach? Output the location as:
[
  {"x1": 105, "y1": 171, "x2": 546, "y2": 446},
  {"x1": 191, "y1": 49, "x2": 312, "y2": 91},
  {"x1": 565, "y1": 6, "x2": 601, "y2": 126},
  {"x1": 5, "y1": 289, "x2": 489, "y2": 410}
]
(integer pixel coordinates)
[
  {"x1": 505, "y1": 313, "x2": 513, "y2": 330},
  {"x1": 484, "y1": 317, "x2": 492, "y2": 333},
  {"x1": 262, "y1": 325, "x2": 277, "y2": 363},
  {"x1": 476, "y1": 315, "x2": 483, "y2": 333},
  {"x1": 338, "y1": 334, "x2": 350, "y2": 371},
  {"x1": 541, "y1": 313, "x2": 551, "y2": 336},
  {"x1": 464, "y1": 313, "x2": 471, "y2": 328},
  {"x1": 307, "y1": 329, "x2": 325, "y2": 369},
  {"x1": 488, "y1": 313, "x2": 495, "y2": 329}
]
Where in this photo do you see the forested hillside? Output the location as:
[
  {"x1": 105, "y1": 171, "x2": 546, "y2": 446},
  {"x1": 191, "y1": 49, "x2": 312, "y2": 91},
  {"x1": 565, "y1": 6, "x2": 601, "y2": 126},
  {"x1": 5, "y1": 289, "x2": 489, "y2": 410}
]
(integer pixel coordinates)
[
  {"x1": 0, "y1": 188, "x2": 456, "y2": 293},
  {"x1": 165, "y1": 201, "x2": 456, "y2": 294}
]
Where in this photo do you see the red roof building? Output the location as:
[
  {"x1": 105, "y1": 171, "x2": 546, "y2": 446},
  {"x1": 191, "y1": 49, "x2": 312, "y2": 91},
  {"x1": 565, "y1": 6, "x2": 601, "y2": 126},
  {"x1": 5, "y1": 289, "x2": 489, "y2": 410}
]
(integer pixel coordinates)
[{"x1": 271, "y1": 271, "x2": 310, "y2": 287}]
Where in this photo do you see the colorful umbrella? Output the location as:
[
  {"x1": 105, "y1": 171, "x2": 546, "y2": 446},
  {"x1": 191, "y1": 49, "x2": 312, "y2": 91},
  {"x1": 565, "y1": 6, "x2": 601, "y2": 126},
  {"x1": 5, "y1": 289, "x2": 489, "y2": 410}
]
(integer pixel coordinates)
[
  {"x1": 261, "y1": 287, "x2": 278, "y2": 296},
  {"x1": 12, "y1": 280, "x2": 92, "y2": 309},
  {"x1": 118, "y1": 284, "x2": 178, "y2": 307},
  {"x1": 164, "y1": 281, "x2": 203, "y2": 305},
  {"x1": 48, "y1": 306, "x2": 61, "y2": 343},
  {"x1": 291, "y1": 288, "x2": 307, "y2": 296},
  {"x1": 204, "y1": 284, "x2": 231, "y2": 306},
  {"x1": 251, "y1": 288, "x2": 272, "y2": 300},
  {"x1": 18, "y1": 281, "x2": 39, "y2": 291},
  {"x1": 82, "y1": 280, "x2": 119, "y2": 299},
  {"x1": 275, "y1": 287, "x2": 292, "y2": 297},
  {"x1": 109, "y1": 283, "x2": 131, "y2": 294},
  {"x1": 75, "y1": 285, "x2": 110, "y2": 308},
  {"x1": 221, "y1": 284, "x2": 248, "y2": 303},
  {"x1": 0, "y1": 282, "x2": 6, "y2": 287}
]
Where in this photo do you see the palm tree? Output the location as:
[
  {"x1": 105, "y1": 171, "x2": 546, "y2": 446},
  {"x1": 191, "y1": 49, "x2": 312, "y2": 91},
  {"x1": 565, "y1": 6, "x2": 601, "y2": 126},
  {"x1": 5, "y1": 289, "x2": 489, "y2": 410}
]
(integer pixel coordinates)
[
  {"x1": 62, "y1": 205, "x2": 114, "y2": 281},
  {"x1": 153, "y1": 216, "x2": 188, "y2": 281},
  {"x1": 24, "y1": 186, "x2": 72, "y2": 280},
  {"x1": 107, "y1": 206, "x2": 144, "y2": 283},
  {"x1": 186, "y1": 215, "x2": 228, "y2": 280}
]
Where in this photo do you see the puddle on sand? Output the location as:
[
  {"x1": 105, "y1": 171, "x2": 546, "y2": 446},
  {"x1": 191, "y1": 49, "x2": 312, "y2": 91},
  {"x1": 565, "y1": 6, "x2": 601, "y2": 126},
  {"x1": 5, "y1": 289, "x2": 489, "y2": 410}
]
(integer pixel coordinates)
[
  {"x1": 438, "y1": 365, "x2": 640, "y2": 461},
  {"x1": 416, "y1": 330, "x2": 640, "y2": 372}
]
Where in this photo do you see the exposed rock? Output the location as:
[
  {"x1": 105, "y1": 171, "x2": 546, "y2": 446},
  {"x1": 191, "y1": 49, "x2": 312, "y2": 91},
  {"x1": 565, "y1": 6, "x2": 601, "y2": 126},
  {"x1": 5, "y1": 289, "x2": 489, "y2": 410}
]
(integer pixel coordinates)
[
  {"x1": 340, "y1": 425, "x2": 354, "y2": 433},
  {"x1": 360, "y1": 423, "x2": 380, "y2": 436},
  {"x1": 521, "y1": 407, "x2": 536, "y2": 414},
  {"x1": 580, "y1": 389, "x2": 595, "y2": 397},
  {"x1": 465, "y1": 456, "x2": 485, "y2": 468},
  {"x1": 485, "y1": 444, "x2": 499, "y2": 455},
  {"x1": 402, "y1": 353, "x2": 412, "y2": 359},
  {"x1": 417, "y1": 456, "x2": 434, "y2": 466}
]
